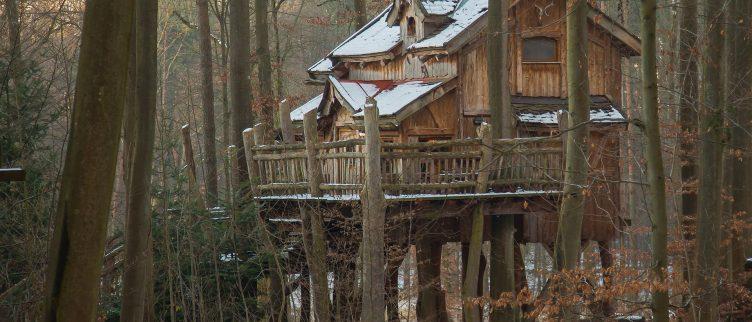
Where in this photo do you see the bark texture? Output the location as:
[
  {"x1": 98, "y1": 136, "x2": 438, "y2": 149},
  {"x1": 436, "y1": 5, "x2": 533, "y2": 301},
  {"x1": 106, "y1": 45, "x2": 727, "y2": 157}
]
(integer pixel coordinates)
[
  {"x1": 353, "y1": 0, "x2": 368, "y2": 29},
  {"x1": 255, "y1": 0, "x2": 275, "y2": 140},
  {"x1": 486, "y1": 0, "x2": 516, "y2": 320},
  {"x1": 727, "y1": 0, "x2": 752, "y2": 282},
  {"x1": 555, "y1": 0, "x2": 590, "y2": 271},
  {"x1": 120, "y1": 0, "x2": 157, "y2": 320},
  {"x1": 693, "y1": 0, "x2": 725, "y2": 319},
  {"x1": 196, "y1": 0, "x2": 219, "y2": 206},
  {"x1": 42, "y1": 0, "x2": 135, "y2": 320},
  {"x1": 639, "y1": 0, "x2": 668, "y2": 320},
  {"x1": 229, "y1": 0, "x2": 254, "y2": 187}
]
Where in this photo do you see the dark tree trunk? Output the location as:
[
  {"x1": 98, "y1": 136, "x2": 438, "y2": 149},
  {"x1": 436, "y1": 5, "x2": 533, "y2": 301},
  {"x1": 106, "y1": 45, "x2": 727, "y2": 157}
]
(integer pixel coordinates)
[
  {"x1": 255, "y1": 0, "x2": 275, "y2": 140},
  {"x1": 229, "y1": 0, "x2": 254, "y2": 188},
  {"x1": 197, "y1": 0, "x2": 219, "y2": 206}
]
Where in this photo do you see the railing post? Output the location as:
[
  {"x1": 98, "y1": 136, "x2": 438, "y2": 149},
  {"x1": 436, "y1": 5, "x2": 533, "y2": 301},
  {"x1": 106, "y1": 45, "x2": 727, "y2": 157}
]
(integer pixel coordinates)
[
  {"x1": 360, "y1": 97, "x2": 387, "y2": 321},
  {"x1": 279, "y1": 98, "x2": 295, "y2": 144},
  {"x1": 476, "y1": 123, "x2": 493, "y2": 193},
  {"x1": 241, "y1": 128, "x2": 259, "y2": 195},
  {"x1": 303, "y1": 109, "x2": 323, "y2": 197}
]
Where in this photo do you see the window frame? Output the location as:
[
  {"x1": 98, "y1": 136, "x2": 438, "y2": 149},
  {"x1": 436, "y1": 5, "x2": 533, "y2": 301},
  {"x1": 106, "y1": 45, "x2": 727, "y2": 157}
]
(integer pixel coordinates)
[{"x1": 521, "y1": 36, "x2": 559, "y2": 63}]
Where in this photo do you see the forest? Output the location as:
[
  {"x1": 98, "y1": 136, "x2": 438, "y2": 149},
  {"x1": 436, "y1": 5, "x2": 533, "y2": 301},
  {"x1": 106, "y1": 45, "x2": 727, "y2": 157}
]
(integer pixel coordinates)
[{"x1": 0, "y1": 0, "x2": 751, "y2": 321}]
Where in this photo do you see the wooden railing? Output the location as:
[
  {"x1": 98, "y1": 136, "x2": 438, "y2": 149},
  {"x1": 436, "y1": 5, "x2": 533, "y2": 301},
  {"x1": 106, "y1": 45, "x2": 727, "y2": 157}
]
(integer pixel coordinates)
[{"x1": 246, "y1": 133, "x2": 564, "y2": 197}]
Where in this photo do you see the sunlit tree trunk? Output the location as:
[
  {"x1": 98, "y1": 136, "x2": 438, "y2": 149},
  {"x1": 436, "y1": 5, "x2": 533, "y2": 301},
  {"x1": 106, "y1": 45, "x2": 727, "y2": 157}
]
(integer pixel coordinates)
[
  {"x1": 197, "y1": 0, "x2": 219, "y2": 206},
  {"x1": 639, "y1": 0, "x2": 668, "y2": 320},
  {"x1": 693, "y1": 0, "x2": 725, "y2": 319},
  {"x1": 42, "y1": 0, "x2": 135, "y2": 320}
]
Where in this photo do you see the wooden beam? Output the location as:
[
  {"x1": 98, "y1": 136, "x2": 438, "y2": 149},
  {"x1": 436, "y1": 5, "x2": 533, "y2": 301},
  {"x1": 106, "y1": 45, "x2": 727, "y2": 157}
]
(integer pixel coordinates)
[
  {"x1": 360, "y1": 97, "x2": 387, "y2": 321},
  {"x1": 0, "y1": 168, "x2": 25, "y2": 182},
  {"x1": 303, "y1": 110, "x2": 323, "y2": 197}
]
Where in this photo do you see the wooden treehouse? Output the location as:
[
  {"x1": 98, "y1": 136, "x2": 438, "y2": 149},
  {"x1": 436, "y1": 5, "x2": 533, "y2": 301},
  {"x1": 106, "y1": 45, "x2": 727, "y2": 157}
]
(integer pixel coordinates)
[{"x1": 243, "y1": 0, "x2": 639, "y2": 319}]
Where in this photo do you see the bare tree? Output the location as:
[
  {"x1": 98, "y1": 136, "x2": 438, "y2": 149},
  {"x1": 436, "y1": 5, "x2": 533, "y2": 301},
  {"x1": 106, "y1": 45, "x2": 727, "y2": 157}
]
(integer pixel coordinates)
[
  {"x1": 42, "y1": 0, "x2": 135, "y2": 320},
  {"x1": 353, "y1": 0, "x2": 367, "y2": 29}
]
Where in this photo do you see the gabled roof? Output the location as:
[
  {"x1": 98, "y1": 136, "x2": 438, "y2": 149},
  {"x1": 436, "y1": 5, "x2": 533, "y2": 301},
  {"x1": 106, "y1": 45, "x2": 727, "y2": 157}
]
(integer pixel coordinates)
[
  {"x1": 307, "y1": 0, "x2": 640, "y2": 75},
  {"x1": 290, "y1": 76, "x2": 457, "y2": 124}
]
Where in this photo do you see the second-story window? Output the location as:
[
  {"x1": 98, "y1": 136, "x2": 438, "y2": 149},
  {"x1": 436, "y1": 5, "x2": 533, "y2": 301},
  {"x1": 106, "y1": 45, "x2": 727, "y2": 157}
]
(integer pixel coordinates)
[
  {"x1": 522, "y1": 37, "x2": 557, "y2": 62},
  {"x1": 407, "y1": 17, "x2": 416, "y2": 37}
]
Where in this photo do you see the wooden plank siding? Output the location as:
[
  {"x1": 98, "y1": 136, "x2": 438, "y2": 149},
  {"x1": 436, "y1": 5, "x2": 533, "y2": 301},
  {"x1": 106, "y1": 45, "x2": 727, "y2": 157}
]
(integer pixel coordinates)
[{"x1": 347, "y1": 54, "x2": 458, "y2": 81}]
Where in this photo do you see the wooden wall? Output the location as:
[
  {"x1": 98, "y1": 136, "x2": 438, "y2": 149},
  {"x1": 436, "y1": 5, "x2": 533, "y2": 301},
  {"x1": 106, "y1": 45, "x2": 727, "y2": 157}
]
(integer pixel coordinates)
[
  {"x1": 458, "y1": 0, "x2": 626, "y2": 116},
  {"x1": 347, "y1": 54, "x2": 458, "y2": 81}
]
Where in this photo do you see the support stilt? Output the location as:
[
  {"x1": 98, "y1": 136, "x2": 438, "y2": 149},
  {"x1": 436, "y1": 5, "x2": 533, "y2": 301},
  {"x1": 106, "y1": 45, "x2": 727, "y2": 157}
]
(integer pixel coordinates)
[{"x1": 417, "y1": 238, "x2": 448, "y2": 322}]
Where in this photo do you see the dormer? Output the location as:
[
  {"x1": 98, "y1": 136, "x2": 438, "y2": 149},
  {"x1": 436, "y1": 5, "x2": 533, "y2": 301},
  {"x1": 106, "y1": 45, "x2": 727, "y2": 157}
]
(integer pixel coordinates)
[{"x1": 387, "y1": 0, "x2": 458, "y2": 46}]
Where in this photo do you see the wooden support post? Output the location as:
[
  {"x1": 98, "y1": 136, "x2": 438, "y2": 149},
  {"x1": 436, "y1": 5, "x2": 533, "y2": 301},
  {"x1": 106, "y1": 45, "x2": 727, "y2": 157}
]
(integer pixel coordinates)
[
  {"x1": 462, "y1": 123, "x2": 492, "y2": 322},
  {"x1": 417, "y1": 238, "x2": 448, "y2": 322},
  {"x1": 490, "y1": 216, "x2": 516, "y2": 321},
  {"x1": 181, "y1": 124, "x2": 206, "y2": 210},
  {"x1": 386, "y1": 251, "x2": 405, "y2": 322},
  {"x1": 241, "y1": 128, "x2": 260, "y2": 194},
  {"x1": 598, "y1": 241, "x2": 614, "y2": 317},
  {"x1": 0, "y1": 168, "x2": 25, "y2": 182},
  {"x1": 360, "y1": 97, "x2": 387, "y2": 321},
  {"x1": 300, "y1": 267, "x2": 311, "y2": 322},
  {"x1": 279, "y1": 98, "x2": 295, "y2": 143},
  {"x1": 303, "y1": 110, "x2": 323, "y2": 197},
  {"x1": 300, "y1": 110, "x2": 331, "y2": 321}
]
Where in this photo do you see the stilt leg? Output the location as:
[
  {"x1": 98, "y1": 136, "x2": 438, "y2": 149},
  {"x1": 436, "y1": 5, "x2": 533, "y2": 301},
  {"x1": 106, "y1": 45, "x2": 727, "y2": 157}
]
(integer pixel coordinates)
[
  {"x1": 417, "y1": 237, "x2": 448, "y2": 321},
  {"x1": 386, "y1": 249, "x2": 405, "y2": 322},
  {"x1": 598, "y1": 240, "x2": 614, "y2": 317},
  {"x1": 300, "y1": 268, "x2": 311, "y2": 322}
]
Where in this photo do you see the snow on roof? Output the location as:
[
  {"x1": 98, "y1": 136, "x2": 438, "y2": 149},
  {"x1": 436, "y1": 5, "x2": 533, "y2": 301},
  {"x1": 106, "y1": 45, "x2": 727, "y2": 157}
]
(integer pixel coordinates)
[
  {"x1": 409, "y1": 0, "x2": 487, "y2": 51},
  {"x1": 328, "y1": 76, "x2": 444, "y2": 116},
  {"x1": 421, "y1": 0, "x2": 459, "y2": 16},
  {"x1": 307, "y1": 57, "x2": 334, "y2": 73},
  {"x1": 290, "y1": 93, "x2": 323, "y2": 121},
  {"x1": 330, "y1": 6, "x2": 401, "y2": 57},
  {"x1": 517, "y1": 107, "x2": 625, "y2": 125}
]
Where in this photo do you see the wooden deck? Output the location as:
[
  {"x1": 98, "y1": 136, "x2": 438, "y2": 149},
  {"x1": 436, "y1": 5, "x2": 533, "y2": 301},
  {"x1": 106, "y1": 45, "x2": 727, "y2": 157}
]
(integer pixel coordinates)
[{"x1": 245, "y1": 135, "x2": 564, "y2": 200}]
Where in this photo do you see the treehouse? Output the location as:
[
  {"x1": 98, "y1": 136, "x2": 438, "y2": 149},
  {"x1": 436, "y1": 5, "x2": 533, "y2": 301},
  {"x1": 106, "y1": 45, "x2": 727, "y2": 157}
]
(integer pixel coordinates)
[{"x1": 243, "y1": 0, "x2": 639, "y2": 318}]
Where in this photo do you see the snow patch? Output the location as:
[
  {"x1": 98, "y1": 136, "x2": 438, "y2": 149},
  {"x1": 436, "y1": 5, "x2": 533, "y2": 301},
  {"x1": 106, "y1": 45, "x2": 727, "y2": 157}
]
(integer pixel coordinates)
[
  {"x1": 331, "y1": 7, "x2": 401, "y2": 57},
  {"x1": 290, "y1": 94, "x2": 324, "y2": 121},
  {"x1": 410, "y1": 0, "x2": 488, "y2": 50}
]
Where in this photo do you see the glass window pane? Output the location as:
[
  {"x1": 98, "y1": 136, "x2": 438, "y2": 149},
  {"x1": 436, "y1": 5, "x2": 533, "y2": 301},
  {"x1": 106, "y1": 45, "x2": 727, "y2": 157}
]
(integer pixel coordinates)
[{"x1": 523, "y1": 37, "x2": 557, "y2": 62}]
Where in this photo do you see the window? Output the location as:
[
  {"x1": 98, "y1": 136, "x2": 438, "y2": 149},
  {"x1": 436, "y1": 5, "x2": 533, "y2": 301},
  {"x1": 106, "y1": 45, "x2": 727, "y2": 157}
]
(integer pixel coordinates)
[
  {"x1": 522, "y1": 37, "x2": 557, "y2": 62},
  {"x1": 407, "y1": 17, "x2": 416, "y2": 37}
]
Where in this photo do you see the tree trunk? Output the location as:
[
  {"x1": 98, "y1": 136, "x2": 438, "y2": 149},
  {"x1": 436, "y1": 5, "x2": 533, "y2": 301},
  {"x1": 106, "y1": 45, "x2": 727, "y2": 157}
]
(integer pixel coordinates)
[
  {"x1": 677, "y1": 0, "x2": 698, "y2": 292},
  {"x1": 486, "y1": 0, "x2": 516, "y2": 320},
  {"x1": 360, "y1": 98, "x2": 386, "y2": 321},
  {"x1": 639, "y1": 1, "x2": 668, "y2": 320},
  {"x1": 121, "y1": 0, "x2": 157, "y2": 320},
  {"x1": 727, "y1": 0, "x2": 752, "y2": 283},
  {"x1": 229, "y1": 0, "x2": 254, "y2": 188},
  {"x1": 255, "y1": 0, "x2": 275, "y2": 140},
  {"x1": 462, "y1": 124, "x2": 491, "y2": 322},
  {"x1": 42, "y1": 0, "x2": 135, "y2": 320},
  {"x1": 196, "y1": 0, "x2": 219, "y2": 206},
  {"x1": 693, "y1": 0, "x2": 725, "y2": 319},
  {"x1": 353, "y1": 0, "x2": 368, "y2": 29},
  {"x1": 554, "y1": 1, "x2": 589, "y2": 319}
]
